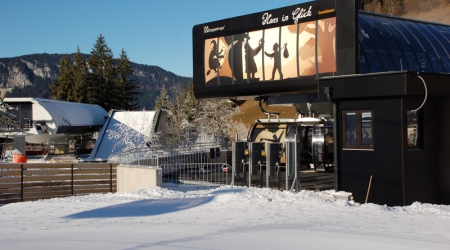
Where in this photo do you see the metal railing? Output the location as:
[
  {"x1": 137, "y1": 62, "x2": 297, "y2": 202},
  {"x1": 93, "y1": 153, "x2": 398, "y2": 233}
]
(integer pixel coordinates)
[
  {"x1": 161, "y1": 163, "x2": 233, "y2": 187},
  {"x1": 118, "y1": 141, "x2": 230, "y2": 166},
  {"x1": 118, "y1": 141, "x2": 233, "y2": 187}
]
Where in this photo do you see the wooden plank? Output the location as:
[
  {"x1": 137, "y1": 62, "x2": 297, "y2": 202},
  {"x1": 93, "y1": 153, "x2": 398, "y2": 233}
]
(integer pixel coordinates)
[
  {"x1": 0, "y1": 164, "x2": 22, "y2": 170},
  {"x1": 0, "y1": 183, "x2": 21, "y2": 189},
  {"x1": 23, "y1": 169, "x2": 72, "y2": 175},
  {"x1": 23, "y1": 190, "x2": 72, "y2": 198},
  {"x1": 74, "y1": 183, "x2": 110, "y2": 189},
  {"x1": 73, "y1": 169, "x2": 112, "y2": 174},
  {"x1": 73, "y1": 180, "x2": 112, "y2": 185},
  {"x1": 73, "y1": 185, "x2": 117, "y2": 193},
  {"x1": 74, "y1": 189, "x2": 112, "y2": 195},
  {"x1": 23, "y1": 181, "x2": 71, "y2": 187},
  {"x1": 75, "y1": 163, "x2": 118, "y2": 168},
  {"x1": 0, "y1": 193, "x2": 21, "y2": 199},
  {"x1": 0, "y1": 170, "x2": 22, "y2": 177},
  {"x1": 24, "y1": 186, "x2": 72, "y2": 192},
  {"x1": 73, "y1": 175, "x2": 110, "y2": 180},
  {"x1": 23, "y1": 163, "x2": 73, "y2": 169},
  {"x1": 0, "y1": 177, "x2": 21, "y2": 183},
  {"x1": 0, "y1": 173, "x2": 21, "y2": 179},
  {"x1": 73, "y1": 163, "x2": 112, "y2": 169},
  {"x1": 23, "y1": 175, "x2": 72, "y2": 182}
]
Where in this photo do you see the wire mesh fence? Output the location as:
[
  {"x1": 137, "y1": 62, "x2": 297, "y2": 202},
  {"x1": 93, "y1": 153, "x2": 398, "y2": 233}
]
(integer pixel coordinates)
[
  {"x1": 117, "y1": 141, "x2": 233, "y2": 187},
  {"x1": 161, "y1": 163, "x2": 233, "y2": 187}
]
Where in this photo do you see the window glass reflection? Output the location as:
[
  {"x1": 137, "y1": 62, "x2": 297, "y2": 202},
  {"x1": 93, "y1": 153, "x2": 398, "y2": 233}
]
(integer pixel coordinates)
[
  {"x1": 361, "y1": 112, "x2": 372, "y2": 146},
  {"x1": 346, "y1": 112, "x2": 356, "y2": 146},
  {"x1": 358, "y1": 16, "x2": 383, "y2": 72},
  {"x1": 407, "y1": 110, "x2": 418, "y2": 147}
]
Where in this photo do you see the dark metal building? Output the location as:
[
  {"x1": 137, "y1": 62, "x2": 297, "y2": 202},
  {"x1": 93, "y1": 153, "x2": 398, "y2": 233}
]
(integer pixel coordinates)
[{"x1": 192, "y1": 0, "x2": 450, "y2": 206}]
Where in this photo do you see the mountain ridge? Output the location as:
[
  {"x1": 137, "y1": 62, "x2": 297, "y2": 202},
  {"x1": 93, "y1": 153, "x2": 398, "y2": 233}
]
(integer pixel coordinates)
[{"x1": 0, "y1": 53, "x2": 192, "y2": 109}]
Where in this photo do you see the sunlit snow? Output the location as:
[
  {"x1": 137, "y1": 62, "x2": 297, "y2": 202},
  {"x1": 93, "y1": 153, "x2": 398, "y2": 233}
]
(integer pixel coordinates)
[{"x1": 1, "y1": 186, "x2": 449, "y2": 249}]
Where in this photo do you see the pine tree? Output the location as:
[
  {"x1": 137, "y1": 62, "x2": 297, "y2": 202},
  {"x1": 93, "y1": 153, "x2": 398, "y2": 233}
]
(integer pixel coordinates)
[
  {"x1": 51, "y1": 55, "x2": 73, "y2": 101},
  {"x1": 115, "y1": 49, "x2": 140, "y2": 110},
  {"x1": 71, "y1": 47, "x2": 87, "y2": 103},
  {"x1": 154, "y1": 85, "x2": 170, "y2": 110},
  {"x1": 86, "y1": 34, "x2": 115, "y2": 111}
]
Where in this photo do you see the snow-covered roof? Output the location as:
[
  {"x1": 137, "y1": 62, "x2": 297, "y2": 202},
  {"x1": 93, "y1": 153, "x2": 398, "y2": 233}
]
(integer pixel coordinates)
[
  {"x1": 4, "y1": 97, "x2": 107, "y2": 128},
  {"x1": 83, "y1": 110, "x2": 162, "y2": 162}
]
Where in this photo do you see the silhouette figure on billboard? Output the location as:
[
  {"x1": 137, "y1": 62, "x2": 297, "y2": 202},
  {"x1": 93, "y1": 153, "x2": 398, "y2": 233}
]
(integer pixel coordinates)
[
  {"x1": 207, "y1": 40, "x2": 225, "y2": 76},
  {"x1": 265, "y1": 42, "x2": 288, "y2": 80},
  {"x1": 244, "y1": 35, "x2": 263, "y2": 79}
]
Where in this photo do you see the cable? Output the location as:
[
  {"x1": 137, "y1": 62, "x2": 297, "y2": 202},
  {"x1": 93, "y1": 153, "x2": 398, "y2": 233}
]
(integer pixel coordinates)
[{"x1": 412, "y1": 74, "x2": 428, "y2": 111}]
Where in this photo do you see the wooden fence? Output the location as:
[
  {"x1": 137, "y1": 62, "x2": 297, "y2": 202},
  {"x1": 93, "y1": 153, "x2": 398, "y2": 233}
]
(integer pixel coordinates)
[{"x1": 0, "y1": 163, "x2": 118, "y2": 205}]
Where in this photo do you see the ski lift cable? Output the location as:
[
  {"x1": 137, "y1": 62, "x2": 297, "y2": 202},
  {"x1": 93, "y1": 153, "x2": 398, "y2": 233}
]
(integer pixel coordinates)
[{"x1": 412, "y1": 73, "x2": 427, "y2": 112}]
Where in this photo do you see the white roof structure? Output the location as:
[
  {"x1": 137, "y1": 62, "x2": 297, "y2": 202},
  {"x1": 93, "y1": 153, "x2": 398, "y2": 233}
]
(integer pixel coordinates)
[{"x1": 2, "y1": 98, "x2": 107, "y2": 143}]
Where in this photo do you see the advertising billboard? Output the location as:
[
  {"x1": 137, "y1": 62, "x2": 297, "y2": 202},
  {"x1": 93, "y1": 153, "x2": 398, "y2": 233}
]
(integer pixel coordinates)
[{"x1": 193, "y1": 0, "x2": 336, "y2": 99}]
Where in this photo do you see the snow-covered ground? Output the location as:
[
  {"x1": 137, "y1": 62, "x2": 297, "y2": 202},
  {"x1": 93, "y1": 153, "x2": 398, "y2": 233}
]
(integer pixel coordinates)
[{"x1": 1, "y1": 185, "x2": 449, "y2": 249}]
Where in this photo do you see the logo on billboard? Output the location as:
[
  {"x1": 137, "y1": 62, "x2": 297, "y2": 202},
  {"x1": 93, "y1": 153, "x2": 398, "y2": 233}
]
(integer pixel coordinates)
[
  {"x1": 262, "y1": 6, "x2": 314, "y2": 26},
  {"x1": 262, "y1": 12, "x2": 279, "y2": 25},
  {"x1": 204, "y1": 25, "x2": 226, "y2": 33},
  {"x1": 292, "y1": 6, "x2": 312, "y2": 24},
  {"x1": 318, "y1": 9, "x2": 335, "y2": 15}
]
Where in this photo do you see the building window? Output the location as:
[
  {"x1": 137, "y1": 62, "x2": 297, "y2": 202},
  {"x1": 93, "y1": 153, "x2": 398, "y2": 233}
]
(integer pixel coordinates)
[
  {"x1": 342, "y1": 110, "x2": 373, "y2": 149},
  {"x1": 407, "y1": 110, "x2": 420, "y2": 148}
]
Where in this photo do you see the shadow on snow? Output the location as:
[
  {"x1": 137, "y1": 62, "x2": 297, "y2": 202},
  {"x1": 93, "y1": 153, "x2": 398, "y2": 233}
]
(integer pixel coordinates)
[
  {"x1": 64, "y1": 197, "x2": 213, "y2": 219},
  {"x1": 64, "y1": 186, "x2": 246, "y2": 219}
]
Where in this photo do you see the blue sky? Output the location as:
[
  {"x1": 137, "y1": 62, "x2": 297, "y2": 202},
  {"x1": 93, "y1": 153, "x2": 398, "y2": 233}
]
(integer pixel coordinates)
[{"x1": 0, "y1": 0, "x2": 308, "y2": 77}]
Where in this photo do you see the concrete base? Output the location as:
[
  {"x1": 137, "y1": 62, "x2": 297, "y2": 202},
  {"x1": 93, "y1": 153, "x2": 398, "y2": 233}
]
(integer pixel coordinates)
[{"x1": 117, "y1": 165, "x2": 162, "y2": 192}]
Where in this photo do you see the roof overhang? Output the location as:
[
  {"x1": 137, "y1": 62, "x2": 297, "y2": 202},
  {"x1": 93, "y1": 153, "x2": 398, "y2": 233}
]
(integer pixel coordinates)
[{"x1": 317, "y1": 71, "x2": 450, "y2": 100}]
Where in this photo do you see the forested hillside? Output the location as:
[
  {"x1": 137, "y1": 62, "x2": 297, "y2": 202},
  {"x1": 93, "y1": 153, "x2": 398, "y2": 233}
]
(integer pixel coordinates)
[
  {"x1": 361, "y1": 0, "x2": 450, "y2": 23},
  {"x1": 0, "y1": 53, "x2": 191, "y2": 109}
]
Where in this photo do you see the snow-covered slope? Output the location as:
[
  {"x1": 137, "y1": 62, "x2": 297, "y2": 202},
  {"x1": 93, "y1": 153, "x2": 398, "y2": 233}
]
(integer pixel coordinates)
[{"x1": 1, "y1": 186, "x2": 449, "y2": 249}]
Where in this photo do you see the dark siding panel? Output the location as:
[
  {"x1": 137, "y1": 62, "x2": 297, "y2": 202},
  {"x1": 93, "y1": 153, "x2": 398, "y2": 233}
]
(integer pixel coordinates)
[
  {"x1": 339, "y1": 150, "x2": 375, "y2": 203},
  {"x1": 402, "y1": 97, "x2": 439, "y2": 205},
  {"x1": 336, "y1": 0, "x2": 357, "y2": 75},
  {"x1": 437, "y1": 97, "x2": 450, "y2": 204},
  {"x1": 372, "y1": 99, "x2": 403, "y2": 206}
]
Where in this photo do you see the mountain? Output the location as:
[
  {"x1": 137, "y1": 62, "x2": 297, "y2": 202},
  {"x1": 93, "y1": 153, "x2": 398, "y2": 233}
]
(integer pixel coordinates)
[
  {"x1": 402, "y1": 0, "x2": 450, "y2": 24},
  {"x1": 0, "y1": 53, "x2": 192, "y2": 109}
]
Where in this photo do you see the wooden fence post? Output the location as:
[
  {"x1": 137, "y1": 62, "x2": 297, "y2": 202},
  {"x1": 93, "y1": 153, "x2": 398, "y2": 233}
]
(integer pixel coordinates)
[
  {"x1": 20, "y1": 164, "x2": 24, "y2": 202},
  {"x1": 110, "y1": 164, "x2": 113, "y2": 192},
  {"x1": 71, "y1": 164, "x2": 74, "y2": 196}
]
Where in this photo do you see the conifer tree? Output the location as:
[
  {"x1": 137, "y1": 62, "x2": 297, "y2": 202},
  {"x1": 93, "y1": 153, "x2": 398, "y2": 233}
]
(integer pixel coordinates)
[
  {"x1": 86, "y1": 34, "x2": 115, "y2": 111},
  {"x1": 51, "y1": 55, "x2": 73, "y2": 101},
  {"x1": 71, "y1": 47, "x2": 87, "y2": 103},
  {"x1": 154, "y1": 85, "x2": 170, "y2": 110},
  {"x1": 115, "y1": 49, "x2": 140, "y2": 110}
]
